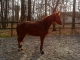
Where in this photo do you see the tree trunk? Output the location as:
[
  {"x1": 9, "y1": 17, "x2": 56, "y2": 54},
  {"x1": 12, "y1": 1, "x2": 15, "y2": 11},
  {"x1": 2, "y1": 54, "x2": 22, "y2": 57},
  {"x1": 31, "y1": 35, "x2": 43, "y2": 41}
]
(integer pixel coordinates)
[
  {"x1": 27, "y1": 0, "x2": 31, "y2": 21},
  {"x1": 72, "y1": 0, "x2": 76, "y2": 29},
  {"x1": 21, "y1": 0, "x2": 25, "y2": 21},
  {"x1": 12, "y1": 0, "x2": 14, "y2": 22},
  {"x1": 52, "y1": 0, "x2": 60, "y2": 31},
  {"x1": 15, "y1": 5, "x2": 19, "y2": 22},
  {"x1": 45, "y1": 0, "x2": 47, "y2": 16},
  {"x1": 1, "y1": 0, "x2": 3, "y2": 28},
  {"x1": 1, "y1": 0, "x2": 6, "y2": 28},
  {"x1": 6, "y1": 0, "x2": 9, "y2": 26},
  {"x1": 4, "y1": 0, "x2": 7, "y2": 28}
]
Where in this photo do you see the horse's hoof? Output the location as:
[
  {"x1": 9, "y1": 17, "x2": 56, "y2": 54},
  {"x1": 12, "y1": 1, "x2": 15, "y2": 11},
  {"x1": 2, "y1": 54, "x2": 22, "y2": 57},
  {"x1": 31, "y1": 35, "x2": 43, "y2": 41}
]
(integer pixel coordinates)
[
  {"x1": 41, "y1": 51, "x2": 44, "y2": 55},
  {"x1": 18, "y1": 48, "x2": 23, "y2": 51},
  {"x1": 21, "y1": 49, "x2": 23, "y2": 50},
  {"x1": 18, "y1": 49, "x2": 21, "y2": 51}
]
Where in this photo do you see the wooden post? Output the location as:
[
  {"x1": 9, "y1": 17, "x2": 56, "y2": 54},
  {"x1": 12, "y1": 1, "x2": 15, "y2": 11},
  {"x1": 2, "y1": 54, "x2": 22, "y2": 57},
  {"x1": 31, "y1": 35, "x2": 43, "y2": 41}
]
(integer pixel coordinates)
[
  {"x1": 11, "y1": 22, "x2": 13, "y2": 37},
  {"x1": 71, "y1": 0, "x2": 76, "y2": 34},
  {"x1": 72, "y1": 0, "x2": 76, "y2": 29}
]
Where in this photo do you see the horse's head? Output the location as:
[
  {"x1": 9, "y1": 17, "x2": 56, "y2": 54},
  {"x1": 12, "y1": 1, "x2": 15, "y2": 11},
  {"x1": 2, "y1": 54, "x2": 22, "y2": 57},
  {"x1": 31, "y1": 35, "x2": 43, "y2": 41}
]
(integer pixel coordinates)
[{"x1": 52, "y1": 12, "x2": 62, "y2": 25}]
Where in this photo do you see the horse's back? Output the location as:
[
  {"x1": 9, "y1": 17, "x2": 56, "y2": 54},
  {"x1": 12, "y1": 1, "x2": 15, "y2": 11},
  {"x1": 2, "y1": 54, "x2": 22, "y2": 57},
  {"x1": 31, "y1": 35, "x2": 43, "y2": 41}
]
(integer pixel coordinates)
[{"x1": 17, "y1": 21, "x2": 47, "y2": 36}]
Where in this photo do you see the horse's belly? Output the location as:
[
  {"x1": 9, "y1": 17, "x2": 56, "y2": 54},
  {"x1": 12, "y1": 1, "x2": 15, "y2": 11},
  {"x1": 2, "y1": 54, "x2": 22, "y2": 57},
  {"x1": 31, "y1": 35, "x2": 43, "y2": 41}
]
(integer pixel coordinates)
[
  {"x1": 27, "y1": 30, "x2": 46, "y2": 36},
  {"x1": 27, "y1": 31, "x2": 41, "y2": 36}
]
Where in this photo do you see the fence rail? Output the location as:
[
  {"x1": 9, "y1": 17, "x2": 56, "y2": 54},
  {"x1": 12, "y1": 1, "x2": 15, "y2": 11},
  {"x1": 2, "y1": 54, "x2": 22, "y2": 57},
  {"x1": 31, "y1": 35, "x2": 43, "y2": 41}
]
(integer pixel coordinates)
[{"x1": 0, "y1": 22, "x2": 80, "y2": 37}]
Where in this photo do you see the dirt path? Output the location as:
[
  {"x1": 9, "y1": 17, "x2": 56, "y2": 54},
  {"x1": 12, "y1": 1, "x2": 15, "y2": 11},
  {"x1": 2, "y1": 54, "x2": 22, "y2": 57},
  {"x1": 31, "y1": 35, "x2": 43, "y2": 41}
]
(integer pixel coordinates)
[{"x1": 0, "y1": 34, "x2": 80, "y2": 60}]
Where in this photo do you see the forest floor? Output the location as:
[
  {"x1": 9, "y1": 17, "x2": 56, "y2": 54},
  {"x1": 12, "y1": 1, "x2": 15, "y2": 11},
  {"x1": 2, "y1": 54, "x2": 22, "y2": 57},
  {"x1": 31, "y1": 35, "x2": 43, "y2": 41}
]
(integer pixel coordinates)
[{"x1": 0, "y1": 34, "x2": 80, "y2": 60}]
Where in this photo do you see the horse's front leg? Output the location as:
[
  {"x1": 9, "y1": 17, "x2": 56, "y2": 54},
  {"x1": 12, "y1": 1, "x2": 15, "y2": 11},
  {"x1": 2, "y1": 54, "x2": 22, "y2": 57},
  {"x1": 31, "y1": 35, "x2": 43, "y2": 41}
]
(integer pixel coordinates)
[{"x1": 40, "y1": 36, "x2": 45, "y2": 55}]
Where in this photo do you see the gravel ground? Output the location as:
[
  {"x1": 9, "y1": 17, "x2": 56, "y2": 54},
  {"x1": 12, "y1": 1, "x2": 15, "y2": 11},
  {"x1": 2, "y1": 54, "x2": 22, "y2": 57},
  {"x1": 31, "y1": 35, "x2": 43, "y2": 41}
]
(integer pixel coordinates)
[{"x1": 0, "y1": 34, "x2": 80, "y2": 60}]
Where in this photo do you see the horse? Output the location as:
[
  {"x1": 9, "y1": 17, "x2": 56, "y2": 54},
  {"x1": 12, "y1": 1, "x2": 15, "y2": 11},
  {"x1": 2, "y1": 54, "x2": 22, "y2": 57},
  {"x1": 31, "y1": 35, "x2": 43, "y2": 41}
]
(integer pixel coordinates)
[{"x1": 16, "y1": 12, "x2": 62, "y2": 54}]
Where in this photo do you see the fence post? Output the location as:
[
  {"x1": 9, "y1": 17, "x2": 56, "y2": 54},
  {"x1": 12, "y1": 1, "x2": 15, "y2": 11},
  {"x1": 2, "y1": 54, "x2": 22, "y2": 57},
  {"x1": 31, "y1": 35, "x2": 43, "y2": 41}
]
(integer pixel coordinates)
[
  {"x1": 59, "y1": 26, "x2": 61, "y2": 36},
  {"x1": 11, "y1": 21, "x2": 13, "y2": 37}
]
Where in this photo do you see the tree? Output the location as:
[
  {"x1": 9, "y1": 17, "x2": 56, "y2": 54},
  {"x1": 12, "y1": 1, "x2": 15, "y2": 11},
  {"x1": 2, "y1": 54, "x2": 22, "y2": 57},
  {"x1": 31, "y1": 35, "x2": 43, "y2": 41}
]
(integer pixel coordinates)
[
  {"x1": 1, "y1": 0, "x2": 3, "y2": 28},
  {"x1": 1, "y1": 0, "x2": 7, "y2": 28},
  {"x1": 27, "y1": 0, "x2": 31, "y2": 21},
  {"x1": 72, "y1": 0, "x2": 76, "y2": 29},
  {"x1": 78, "y1": 0, "x2": 80, "y2": 11},
  {"x1": 45, "y1": 0, "x2": 47, "y2": 16},
  {"x1": 52, "y1": 0, "x2": 60, "y2": 31},
  {"x1": 14, "y1": 5, "x2": 19, "y2": 22},
  {"x1": 21, "y1": 0, "x2": 25, "y2": 21},
  {"x1": 12, "y1": 0, "x2": 14, "y2": 22}
]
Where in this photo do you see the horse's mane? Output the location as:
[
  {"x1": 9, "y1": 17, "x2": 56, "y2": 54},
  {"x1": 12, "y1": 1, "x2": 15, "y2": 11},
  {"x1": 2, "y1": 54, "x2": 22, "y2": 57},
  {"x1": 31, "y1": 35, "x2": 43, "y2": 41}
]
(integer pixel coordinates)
[
  {"x1": 42, "y1": 16, "x2": 50, "y2": 20},
  {"x1": 36, "y1": 15, "x2": 50, "y2": 24}
]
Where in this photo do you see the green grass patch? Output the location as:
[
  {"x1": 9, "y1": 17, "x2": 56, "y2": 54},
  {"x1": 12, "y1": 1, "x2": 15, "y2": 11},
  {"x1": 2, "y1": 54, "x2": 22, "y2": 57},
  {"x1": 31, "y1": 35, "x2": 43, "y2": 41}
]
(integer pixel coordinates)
[{"x1": 0, "y1": 34, "x2": 11, "y2": 38}]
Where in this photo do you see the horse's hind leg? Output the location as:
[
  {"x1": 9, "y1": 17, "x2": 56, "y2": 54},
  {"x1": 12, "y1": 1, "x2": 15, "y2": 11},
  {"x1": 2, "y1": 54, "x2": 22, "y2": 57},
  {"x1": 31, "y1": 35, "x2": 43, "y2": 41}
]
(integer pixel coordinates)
[
  {"x1": 17, "y1": 37, "x2": 23, "y2": 51},
  {"x1": 18, "y1": 34, "x2": 26, "y2": 51},
  {"x1": 18, "y1": 38, "x2": 24, "y2": 51}
]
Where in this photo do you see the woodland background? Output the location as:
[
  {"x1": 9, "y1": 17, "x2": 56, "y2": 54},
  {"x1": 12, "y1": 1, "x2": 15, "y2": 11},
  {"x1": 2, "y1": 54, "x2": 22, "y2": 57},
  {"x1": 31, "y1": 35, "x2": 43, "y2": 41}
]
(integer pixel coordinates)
[{"x1": 0, "y1": 0, "x2": 80, "y2": 37}]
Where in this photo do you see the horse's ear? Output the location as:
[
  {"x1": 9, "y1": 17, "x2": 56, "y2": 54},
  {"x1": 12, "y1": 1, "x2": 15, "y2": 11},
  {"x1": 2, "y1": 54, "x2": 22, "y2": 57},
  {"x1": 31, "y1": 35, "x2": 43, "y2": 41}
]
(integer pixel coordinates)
[
  {"x1": 52, "y1": 12, "x2": 60, "y2": 16},
  {"x1": 58, "y1": 12, "x2": 60, "y2": 16},
  {"x1": 56, "y1": 12, "x2": 60, "y2": 16}
]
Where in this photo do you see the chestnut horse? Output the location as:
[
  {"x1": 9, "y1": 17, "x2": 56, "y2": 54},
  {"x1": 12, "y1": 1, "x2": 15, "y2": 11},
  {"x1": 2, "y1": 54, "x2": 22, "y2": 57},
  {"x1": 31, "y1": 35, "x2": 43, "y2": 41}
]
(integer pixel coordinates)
[{"x1": 16, "y1": 12, "x2": 62, "y2": 54}]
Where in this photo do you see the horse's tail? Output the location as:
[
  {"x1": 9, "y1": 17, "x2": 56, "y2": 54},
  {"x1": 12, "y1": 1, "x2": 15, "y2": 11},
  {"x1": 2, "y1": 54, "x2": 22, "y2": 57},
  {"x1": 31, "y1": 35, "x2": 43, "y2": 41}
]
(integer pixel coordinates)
[{"x1": 16, "y1": 24, "x2": 19, "y2": 37}]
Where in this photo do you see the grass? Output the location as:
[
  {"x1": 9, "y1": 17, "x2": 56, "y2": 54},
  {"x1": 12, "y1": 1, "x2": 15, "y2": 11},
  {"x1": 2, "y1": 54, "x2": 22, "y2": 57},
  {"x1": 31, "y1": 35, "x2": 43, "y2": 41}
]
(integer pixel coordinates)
[
  {"x1": 0, "y1": 29, "x2": 14, "y2": 38},
  {"x1": 0, "y1": 34, "x2": 10, "y2": 38}
]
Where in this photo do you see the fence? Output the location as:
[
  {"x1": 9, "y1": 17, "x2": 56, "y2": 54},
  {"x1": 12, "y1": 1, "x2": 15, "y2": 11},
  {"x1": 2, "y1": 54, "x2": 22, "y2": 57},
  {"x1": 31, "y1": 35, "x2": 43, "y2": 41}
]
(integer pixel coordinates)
[
  {"x1": 0, "y1": 22, "x2": 19, "y2": 37},
  {"x1": 0, "y1": 22, "x2": 80, "y2": 37}
]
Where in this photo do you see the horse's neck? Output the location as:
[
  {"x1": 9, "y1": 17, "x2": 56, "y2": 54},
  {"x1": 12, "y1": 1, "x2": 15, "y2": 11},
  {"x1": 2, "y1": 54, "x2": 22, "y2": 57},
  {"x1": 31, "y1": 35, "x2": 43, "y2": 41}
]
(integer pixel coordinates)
[{"x1": 43, "y1": 17, "x2": 53, "y2": 30}]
